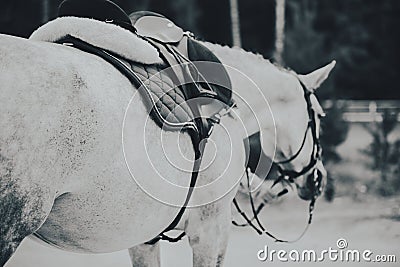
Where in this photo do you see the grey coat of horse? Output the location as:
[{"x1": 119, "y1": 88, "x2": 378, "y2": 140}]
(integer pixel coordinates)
[{"x1": 0, "y1": 28, "x2": 334, "y2": 266}]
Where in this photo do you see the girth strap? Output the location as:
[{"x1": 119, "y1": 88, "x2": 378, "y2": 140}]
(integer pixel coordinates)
[{"x1": 145, "y1": 138, "x2": 207, "y2": 245}]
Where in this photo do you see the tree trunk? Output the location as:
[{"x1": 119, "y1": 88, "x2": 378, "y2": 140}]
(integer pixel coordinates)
[
  {"x1": 42, "y1": 0, "x2": 50, "y2": 23},
  {"x1": 229, "y1": 0, "x2": 242, "y2": 47},
  {"x1": 274, "y1": 0, "x2": 286, "y2": 65}
]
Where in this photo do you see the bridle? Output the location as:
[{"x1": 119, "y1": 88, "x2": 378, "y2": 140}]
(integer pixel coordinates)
[
  {"x1": 233, "y1": 78, "x2": 324, "y2": 243},
  {"x1": 273, "y1": 79, "x2": 323, "y2": 186}
]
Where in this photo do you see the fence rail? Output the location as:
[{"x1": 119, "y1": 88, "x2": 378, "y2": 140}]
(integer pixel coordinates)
[{"x1": 322, "y1": 100, "x2": 400, "y2": 122}]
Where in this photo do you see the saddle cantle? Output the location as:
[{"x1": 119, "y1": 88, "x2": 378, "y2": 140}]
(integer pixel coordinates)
[{"x1": 58, "y1": 0, "x2": 135, "y2": 32}]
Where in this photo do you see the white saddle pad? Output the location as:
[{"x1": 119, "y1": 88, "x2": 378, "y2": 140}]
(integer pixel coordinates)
[{"x1": 30, "y1": 16, "x2": 163, "y2": 65}]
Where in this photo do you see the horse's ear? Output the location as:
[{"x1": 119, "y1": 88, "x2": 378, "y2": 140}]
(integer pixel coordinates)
[{"x1": 298, "y1": 60, "x2": 336, "y2": 92}]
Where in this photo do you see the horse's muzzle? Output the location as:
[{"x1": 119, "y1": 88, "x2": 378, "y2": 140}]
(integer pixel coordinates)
[{"x1": 297, "y1": 168, "x2": 325, "y2": 201}]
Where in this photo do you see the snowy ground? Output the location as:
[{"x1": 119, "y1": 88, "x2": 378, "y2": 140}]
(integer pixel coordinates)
[{"x1": 6, "y1": 196, "x2": 400, "y2": 267}]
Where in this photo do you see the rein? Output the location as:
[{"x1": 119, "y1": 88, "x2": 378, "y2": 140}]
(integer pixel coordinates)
[{"x1": 233, "y1": 80, "x2": 323, "y2": 243}]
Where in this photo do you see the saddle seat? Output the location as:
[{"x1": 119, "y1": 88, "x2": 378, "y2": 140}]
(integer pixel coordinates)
[
  {"x1": 130, "y1": 11, "x2": 184, "y2": 44},
  {"x1": 129, "y1": 11, "x2": 232, "y2": 106},
  {"x1": 130, "y1": 11, "x2": 233, "y2": 107},
  {"x1": 128, "y1": 12, "x2": 233, "y2": 130}
]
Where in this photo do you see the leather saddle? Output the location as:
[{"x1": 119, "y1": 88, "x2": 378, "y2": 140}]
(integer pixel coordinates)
[
  {"x1": 129, "y1": 12, "x2": 234, "y2": 150},
  {"x1": 130, "y1": 11, "x2": 233, "y2": 107},
  {"x1": 59, "y1": 0, "x2": 233, "y2": 136}
]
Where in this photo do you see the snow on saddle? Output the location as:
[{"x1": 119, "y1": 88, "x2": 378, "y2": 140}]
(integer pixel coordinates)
[{"x1": 30, "y1": 11, "x2": 232, "y2": 140}]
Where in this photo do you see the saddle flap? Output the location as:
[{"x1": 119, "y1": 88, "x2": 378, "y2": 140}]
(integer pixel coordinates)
[
  {"x1": 134, "y1": 16, "x2": 184, "y2": 44},
  {"x1": 187, "y1": 39, "x2": 233, "y2": 106}
]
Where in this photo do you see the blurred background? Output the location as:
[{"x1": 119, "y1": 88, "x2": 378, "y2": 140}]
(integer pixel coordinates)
[{"x1": 2, "y1": 0, "x2": 399, "y2": 266}]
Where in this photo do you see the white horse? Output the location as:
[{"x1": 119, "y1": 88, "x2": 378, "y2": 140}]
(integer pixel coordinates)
[{"x1": 0, "y1": 31, "x2": 334, "y2": 266}]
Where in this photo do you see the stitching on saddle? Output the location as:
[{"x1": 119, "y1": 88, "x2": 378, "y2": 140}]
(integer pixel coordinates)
[
  {"x1": 135, "y1": 66, "x2": 187, "y2": 123},
  {"x1": 150, "y1": 89, "x2": 186, "y2": 122},
  {"x1": 131, "y1": 64, "x2": 193, "y2": 123}
]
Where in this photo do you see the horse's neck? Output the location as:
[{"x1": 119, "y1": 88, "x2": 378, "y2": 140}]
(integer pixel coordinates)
[{"x1": 204, "y1": 42, "x2": 281, "y2": 136}]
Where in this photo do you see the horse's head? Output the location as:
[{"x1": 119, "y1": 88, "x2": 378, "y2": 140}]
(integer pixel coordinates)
[
  {"x1": 201, "y1": 43, "x2": 335, "y2": 201},
  {"x1": 259, "y1": 61, "x2": 335, "y2": 201}
]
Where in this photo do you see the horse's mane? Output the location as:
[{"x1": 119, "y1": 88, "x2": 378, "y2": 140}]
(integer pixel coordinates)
[
  {"x1": 203, "y1": 42, "x2": 296, "y2": 79},
  {"x1": 203, "y1": 42, "x2": 293, "y2": 73},
  {"x1": 206, "y1": 43, "x2": 325, "y2": 116},
  {"x1": 203, "y1": 42, "x2": 269, "y2": 63},
  {"x1": 203, "y1": 42, "x2": 300, "y2": 102}
]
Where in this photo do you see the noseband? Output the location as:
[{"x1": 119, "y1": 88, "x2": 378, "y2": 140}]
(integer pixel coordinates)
[{"x1": 233, "y1": 78, "x2": 324, "y2": 243}]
